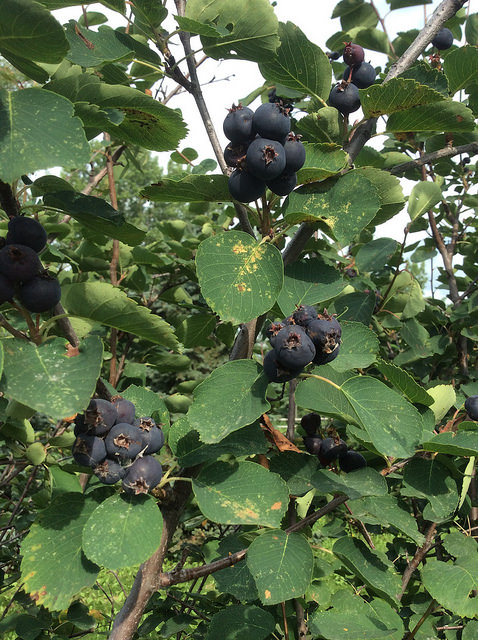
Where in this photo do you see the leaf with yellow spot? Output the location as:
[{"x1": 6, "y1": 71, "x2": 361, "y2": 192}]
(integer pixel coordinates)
[
  {"x1": 20, "y1": 493, "x2": 100, "y2": 611},
  {"x1": 284, "y1": 171, "x2": 381, "y2": 246},
  {"x1": 193, "y1": 461, "x2": 289, "y2": 526},
  {"x1": 196, "y1": 231, "x2": 283, "y2": 323},
  {"x1": 247, "y1": 530, "x2": 314, "y2": 605}
]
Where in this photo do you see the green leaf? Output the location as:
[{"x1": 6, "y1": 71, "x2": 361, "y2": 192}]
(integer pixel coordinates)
[
  {"x1": 47, "y1": 72, "x2": 187, "y2": 152},
  {"x1": 65, "y1": 22, "x2": 133, "y2": 67},
  {"x1": 185, "y1": 0, "x2": 280, "y2": 62},
  {"x1": 402, "y1": 458, "x2": 458, "y2": 521},
  {"x1": 375, "y1": 360, "x2": 434, "y2": 406},
  {"x1": 0, "y1": 49, "x2": 49, "y2": 83},
  {"x1": 1, "y1": 336, "x2": 103, "y2": 421},
  {"x1": 386, "y1": 100, "x2": 475, "y2": 132},
  {"x1": 285, "y1": 171, "x2": 381, "y2": 245},
  {"x1": 82, "y1": 494, "x2": 163, "y2": 569},
  {"x1": 61, "y1": 282, "x2": 178, "y2": 348},
  {"x1": 422, "y1": 431, "x2": 478, "y2": 456},
  {"x1": 359, "y1": 78, "x2": 445, "y2": 117},
  {"x1": 408, "y1": 181, "x2": 442, "y2": 220},
  {"x1": 193, "y1": 461, "x2": 289, "y2": 526},
  {"x1": 130, "y1": 0, "x2": 167, "y2": 39},
  {"x1": 169, "y1": 417, "x2": 267, "y2": 468},
  {"x1": 309, "y1": 592, "x2": 403, "y2": 640},
  {"x1": 443, "y1": 45, "x2": 478, "y2": 94},
  {"x1": 213, "y1": 535, "x2": 258, "y2": 601},
  {"x1": 175, "y1": 314, "x2": 216, "y2": 348},
  {"x1": 0, "y1": 0, "x2": 68, "y2": 62},
  {"x1": 312, "y1": 467, "x2": 388, "y2": 500},
  {"x1": 464, "y1": 621, "x2": 478, "y2": 640},
  {"x1": 196, "y1": 232, "x2": 284, "y2": 324},
  {"x1": 20, "y1": 493, "x2": 99, "y2": 610},
  {"x1": 296, "y1": 107, "x2": 343, "y2": 144},
  {"x1": 175, "y1": 15, "x2": 224, "y2": 37},
  {"x1": 356, "y1": 238, "x2": 399, "y2": 273},
  {"x1": 333, "y1": 536, "x2": 401, "y2": 604},
  {"x1": 269, "y1": 451, "x2": 319, "y2": 496},
  {"x1": 296, "y1": 143, "x2": 348, "y2": 184},
  {"x1": 258, "y1": 22, "x2": 331, "y2": 101},
  {"x1": 354, "y1": 167, "x2": 404, "y2": 226},
  {"x1": 421, "y1": 560, "x2": 478, "y2": 617},
  {"x1": 333, "y1": 292, "x2": 376, "y2": 325},
  {"x1": 206, "y1": 605, "x2": 275, "y2": 640},
  {"x1": 390, "y1": 0, "x2": 432, "y2": 8},
  {"x1": 142, "y1": 175, "x2": 230, "y2": 202},
  {"x1": 330, "y1": 322, "x2": 379, "y2": 372},
  {"x1": 187, "y1": 360, "x2": 269, "y2": 444},
  {"x1": 121, "y1": 384, "x2": 169, "y2": 428},
  {"x1": 465, "y1": 14, "x2": 478, "y2": 44},
  {"x1": 349, "y1": 495, "x2": 425, "y2": 545},
  {"x1": 427, "y1": 384, "x2": 456, "y2": 422},
  {"x1": 399, "y1": 62, "x2": 449, "y2": 95},
  {"x1": 276, "y1": 258, "x2": 345, "y2": 317},
  {"x1": 342, "y1": 376, "x2": 422, "y2": 458},
  {"x1": 0, "y1": 88, "x2": 90, "y2": 183},
  {"x1": 247, "y1": 530, "x2": 313, "y2": 605},
  {"x1": 296, "y1": 367, "x2": 358, "y2": 423}
]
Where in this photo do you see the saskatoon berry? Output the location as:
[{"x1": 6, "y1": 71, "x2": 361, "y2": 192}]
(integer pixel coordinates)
[
  {"x1": 6, "y1": 216, "x2": 47, "y2": 253},
  {"x1": 275, "y1": 325, "x2": 316, "y2": 370},
  {"x1": 134, "y1": 417, "x2": 165, "y2": 455},
  {"x1": 303, "y1": 434, "x2": 322, "y2": 455},
  {"x1": 112, "y1": 396, "x2": 136, "y2": 424},
  {"x1": 464, "y1": 395, "x2": 478, "y2": 421},
  {"x1": 0, "y1": 274, "x2": 15, "y2": 304},
  {"x1": 329, "y1": 82, "x2": 361, "y2": 115},
  {"x1": 266, "y1": 321, "x2": 286, "y2": 347},
  {"x1": 339, "y1": 450, "x2": 366, "y2": 472},
  {"x1": 223, "y1": 104, "x2": 254, "y2": 144},
  {"x1": 313, "y1": 343, "x2": 340, "y2": 366},
  {"x1": 94, "y1": 458, "x2": 127, "y2": 485},
  {"x1": 432, "y1": 28, "x2": 453, "y2": 50},
  {"x1": 84, "y1": 398, "x2": 118, "y2": 436},
  {"x1": 105, "y1": 423, "x2": 144, "y2": 460},
  {"x1": 343, "y1": 42, "x2": 365, "y2": 67},
  {"x1": 17, "y1": 273, "x2": 61, "y2": 313},
  {"x1": 252, "y1": 102, "x2": 291, "y2": 142},
  {"x1": 72, "y1": 434, "x2": 107, "y2": 468},
  {"x1": 284, "y1": 134, "x2": 306, "y2": 172},
  {"x1": 328, "y1": 51, "x2": 341, "y2": 61},
  {"x1": 319, "y1": 436, "x2": 347, "y2": 463},
  {"x1": 224, "y1": 142, "x2": 249, "y2": 168},
  {"x1": 0, "y1": 244, "x2": 42, "y2": 283},
  {"x1": 246, "y1": 137, "x2": 286, "y2": 182},
  {"x1": 307, "y1": 312, "x2": 342, "y2": 359},
  {"x1": 266, "y1": 171, "x2": 297, "y2": 196},
  {"x1": 293, "y1": 304, "x2": 317, "y2": 327},
  {"x1": 301, "y1": 412, "x2": 321, "y2": 435},
  {"x1": 263, "y1": 349, "x2": 303, "y2": 383},
  {"x1": 122, "y1": 455, "x2": 163, "y2": 495},
  {"x1": 343, "y1": 62, "x2": 376, "y2": 89},
  {"x1": 228, "y1": 169, "x2": 265, "y2": 203}
]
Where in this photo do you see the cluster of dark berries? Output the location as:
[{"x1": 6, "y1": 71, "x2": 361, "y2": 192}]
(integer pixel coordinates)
[
  {"x1": 465, "y1": 395, "x2": 478, "y2": 421},
  {"x1": 72, "y1": 396, "x2": 164, "y2": 495},
  {"x1": 328, "y1": 42, "x2": 376, "y2": 116},
  {"x1": 223, "y1": 102, "x2": 305, "y2": 202},
  {"x1": 431, "y1": 28, "x2": 453, "y2": 50},
  {"x1": 301, "y1": 413, "x2": 366, "y2": 473},
  {"x1": 263, "y1": 306, "x2": 341, "y2": 383},
  {"x1": 0, "y1": 216, "x2": 61, "y2": 312}
]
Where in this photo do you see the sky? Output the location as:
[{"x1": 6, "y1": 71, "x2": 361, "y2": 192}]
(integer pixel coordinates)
[{"x1": 51, "y1": 0, "x2": 475, "y2": 291}]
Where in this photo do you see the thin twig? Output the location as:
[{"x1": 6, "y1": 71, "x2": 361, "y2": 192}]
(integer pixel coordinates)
[
  {"x1": 390, "y1": 142, "x2": 478, "y2": 175},
  {"x1": 399, "y1": 522, "x2": 437, "y2": 600}
]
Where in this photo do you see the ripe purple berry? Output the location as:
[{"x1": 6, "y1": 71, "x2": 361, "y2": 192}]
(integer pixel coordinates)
[
  {"x1": 94, "y1": 458, "x2": 127, "y2": 484},
  {"x1": 112, "y1": 396, "x2": 136, "y2": 424},
  {"x1": 17, "y1": 273, "x2": 61, "y2": 312},
  {"x1": 84, "y1": 398, "x2": 118, "y2": 436},
  {"x1": 134, "y1": 417, "x2": 165, "y2": 455},
  {"x1": 465, "y1": 395, "x2": 478, "y2": 421},
  {"x1": 339, "y1": 450, "x2": 366, "y2": 472},
  {"x1": 343, "y1": 62, "x2": 376, "y2": 89},
  {"x1": 246, "y1": 137, "x2": 286, "y2": 181},
  {"x1": 72, "y1": 434, "x2": 107, "y2": 468},
  {"x1": 319, "y1": 437, "x2": 347, "y2": 463},
  {"x1": 122, "y1": 455, "x2": 163, "y2": 495},
  {"x1": 263, "y1": 349, "x2": 303, "y2": 383},
  {"x1": 0, "y1": 273, "x2": 15, "y2": 304},
  {"x1": 284, "y1": 133, "x2": 306, "y2": 172},
  {"x1": 0, "y1": 244, "x2": 42, "y2": 283},
  {"x1": 224, "y1": 142, "x2": 249, "y2": 168},
  {"x1": 223, "y1": 104, "x2": 254, "y2": 144},
  {"x1": 432, "y1": 28, "x2": 453, "y2": 50},
  {"x1": 303, "y1": 434, "x2": 322, "y2": 455},
  {"x1": 252, "y1": 102, "x2": 291, "y2": 141},
  {"x1": 266, "y1": 171, "x2": 297, "y2": 196},
  {"x1": 292, "y1": 305, "x2": 317, "y2": 327},
  {"x1": 306, "y1": 312, "x2": 341, "y2": 363},
  {"x1": 228, "y1": 169, "x2": 265, "y2": 203},
  {"x1": 6, "y1": 216, "x2": 47, "y2": 253},
  {"x1": 105, "y1": 423, "x2": 144, "y2": 460},
  {"x1": 301, "y1": 413, "x2": 321, "y2": 436},
  {"x1": 275, "y1": 325, "x2": 316, "y2": 370},
  {"x1": 329, "y1": 82, "x2": 361, "y2": 115}
]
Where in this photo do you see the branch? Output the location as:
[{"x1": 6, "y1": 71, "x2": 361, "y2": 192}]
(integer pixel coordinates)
[
  {"x1": 0, "y1": 180, "x2": 21, "y2": 217},
  {"x1": 390, "y1": 142, "x2": 478, "y2": 175},
  {"x1": 52, "y1": 303, "x2": 79, "y2": 348},
  {"x1": 398, "y1": 522, "x2": 437, "y2": 600}
]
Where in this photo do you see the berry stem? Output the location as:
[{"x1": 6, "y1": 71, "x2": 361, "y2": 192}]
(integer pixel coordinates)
[{"x1": 300, "y1": 373, "x2": 341, "y2": 391}]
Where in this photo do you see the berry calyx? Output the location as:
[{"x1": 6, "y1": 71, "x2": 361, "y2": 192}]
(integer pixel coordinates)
[{"x1": 122, "y1": 456, "x2": 163, "y2": 495}]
